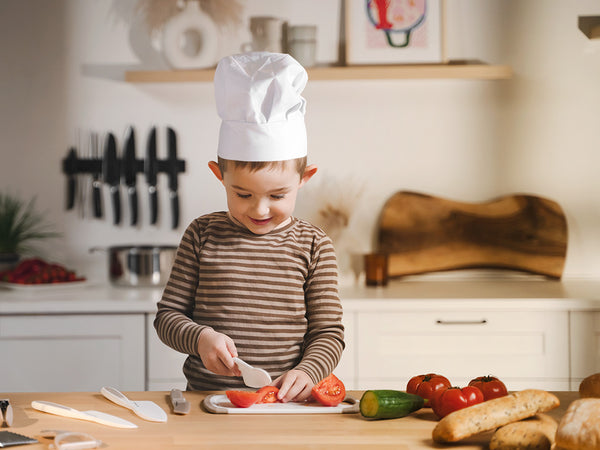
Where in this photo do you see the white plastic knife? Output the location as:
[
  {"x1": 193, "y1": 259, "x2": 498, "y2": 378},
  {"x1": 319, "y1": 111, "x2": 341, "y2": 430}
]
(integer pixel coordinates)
[
  {"x1": 31, "y1": 400, "x2": 137, "y2": 429},
  {"x1": 101, "y1": 386, "x2": 167, "y2": 422}
]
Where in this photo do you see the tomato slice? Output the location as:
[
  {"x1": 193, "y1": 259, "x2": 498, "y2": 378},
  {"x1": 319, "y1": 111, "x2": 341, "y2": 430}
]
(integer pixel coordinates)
[
  {"x1": 225, "y1": 390, "x2": 261, "y2": 408},
  {"x1": 256, "y1": 386, "x2": 280, "y2": 404},
  {"x1": 311, "y1": 373, "x2": 346, "y2": 406}
]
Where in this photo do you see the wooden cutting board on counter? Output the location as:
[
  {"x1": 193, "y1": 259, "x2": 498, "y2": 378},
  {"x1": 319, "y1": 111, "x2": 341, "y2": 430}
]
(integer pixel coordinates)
[{"x1": 377, "y1": 191, "x2": 568, "y2": 279}]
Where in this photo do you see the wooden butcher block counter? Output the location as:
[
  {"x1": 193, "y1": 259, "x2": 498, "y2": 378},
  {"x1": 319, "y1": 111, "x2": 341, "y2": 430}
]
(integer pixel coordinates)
[{"x1": 2, "y1": 391, "x2": 578, "y2": 449}]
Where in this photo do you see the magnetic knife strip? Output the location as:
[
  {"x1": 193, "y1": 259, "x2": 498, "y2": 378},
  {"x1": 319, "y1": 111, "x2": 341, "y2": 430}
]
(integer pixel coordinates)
[{"x1": 61, "y1": 126, "x2": 186, "y2": 229}]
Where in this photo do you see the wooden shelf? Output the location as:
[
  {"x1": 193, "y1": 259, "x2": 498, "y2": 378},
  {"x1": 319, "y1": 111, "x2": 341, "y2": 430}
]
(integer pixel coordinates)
[{"x1": 125, "y1": 63, "x2": 513, "y2": 83}]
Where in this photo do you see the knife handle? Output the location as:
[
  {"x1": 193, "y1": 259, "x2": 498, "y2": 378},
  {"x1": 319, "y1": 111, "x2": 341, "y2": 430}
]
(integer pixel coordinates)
[
  {"x1": 101, "y1": 386, "x2": 133, "y2": 411},
  {"x1": 170, "y1": 191, "x2": 179, "y2": 229},
  {"x1": 31, "y1": 400, "x2": 85, "y2": 421},
  {"x1": 66, "y1": 176, "x2": 76, "y2": 210},
  {"x1": 149, "y1": 188, "x2": 158, "y2": 225},
  {"x1": 129, "y1": 188, "x2": 138, "y2": 226},
  {"x1": 111, "y1": 187, "x2": 121, "y2": 225},
  {"x1": 92, "y1": 182, "x2": 102, "y2": 218}
]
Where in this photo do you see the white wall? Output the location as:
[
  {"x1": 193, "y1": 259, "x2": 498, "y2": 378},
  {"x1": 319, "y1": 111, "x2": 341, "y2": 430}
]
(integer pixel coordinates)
[{"x1": 1, "y1": 0, "x2": 599, "y2": 283}]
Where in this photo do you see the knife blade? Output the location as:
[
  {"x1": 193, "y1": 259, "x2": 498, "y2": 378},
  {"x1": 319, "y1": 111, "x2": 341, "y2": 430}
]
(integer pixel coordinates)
[
  {"x1": 90, "y1": 132, "x2": 103, "y2": 218},
  {"x1": 145, "y1": 127, "x2": 158, "y2": 225},
  {"x1": 31, "y1": 400, "x2": 137, "y2": 429},
  {"x1": 64, "y1": 147, "x2": 77, "y2": 210},
  {"x1": 166, "y1": 127, "x2": 180, "y2": 229},
  {"x1": 102, "y1": 132, "x2": 121, "y2": 225},
  {"x1": 122, "y1": 127, "x2": 138, "y2": 226}
]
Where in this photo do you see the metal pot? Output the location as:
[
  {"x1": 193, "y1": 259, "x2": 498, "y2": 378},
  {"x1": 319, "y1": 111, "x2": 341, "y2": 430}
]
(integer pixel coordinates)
[{"x1": 91, "y1": 245, "x2": 177, "y2": 287}]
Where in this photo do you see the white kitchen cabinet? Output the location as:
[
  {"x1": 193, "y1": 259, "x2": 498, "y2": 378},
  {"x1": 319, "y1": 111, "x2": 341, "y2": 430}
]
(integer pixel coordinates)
[
  {"x1": 354, "y1": 309, "x2": 570, "y2": 391},
  {"x1": 569, "y1": 311, "x2": 600, "y2": 390},
  {"x1": 0, "y1": 314, "x2": 145, "y2": 392},
  {"x1": 333, "y1": 311, "x2": 356, "y2": 388},
  {"x1": 146, "y1": 314, "x2": 187, "y2": 391}
]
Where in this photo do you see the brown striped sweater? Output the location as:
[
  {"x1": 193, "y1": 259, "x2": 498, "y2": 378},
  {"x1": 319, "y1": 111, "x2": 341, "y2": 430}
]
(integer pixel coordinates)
[{"x1": 154, "y1": 211, "x2": 344, "y2": 391}]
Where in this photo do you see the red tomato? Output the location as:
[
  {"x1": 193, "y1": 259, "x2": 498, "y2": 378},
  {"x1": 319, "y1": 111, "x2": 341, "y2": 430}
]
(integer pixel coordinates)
[
  {"x1": 225, "y1": 390, "x2": 261, "y2": 408},
  {"x1": 256, "y1": 386, "x2": 280, "y2": 404},
  {"x1": 406, "y1": 373, "x2": 451, "y2": 407},
  {"x1": 311, "y1": 373, "x2": 346, "y2": 406},
  {"x1": 468, "y1": 375, "x2": 508, "y2": 401},
  {"x1": 431, "y1": 386, "x2": 484, "y2": 419}
]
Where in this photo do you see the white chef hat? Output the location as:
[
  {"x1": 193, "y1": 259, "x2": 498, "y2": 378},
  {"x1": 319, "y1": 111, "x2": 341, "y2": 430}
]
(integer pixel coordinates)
[{"x1": 214, "y1": 52, "x2": 308, "y2": 162}]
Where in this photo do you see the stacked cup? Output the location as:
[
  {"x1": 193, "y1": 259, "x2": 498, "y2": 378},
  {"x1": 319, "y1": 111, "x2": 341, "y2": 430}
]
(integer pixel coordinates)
[{"x1": 286, "y1": 25, "x2": 317, "y2": 68}]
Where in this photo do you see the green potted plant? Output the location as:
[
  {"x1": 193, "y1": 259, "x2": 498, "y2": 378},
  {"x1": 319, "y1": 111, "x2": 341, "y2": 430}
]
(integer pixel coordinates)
[{"x1": 0, "y1": 192, "x2": 59, "y2": 270}]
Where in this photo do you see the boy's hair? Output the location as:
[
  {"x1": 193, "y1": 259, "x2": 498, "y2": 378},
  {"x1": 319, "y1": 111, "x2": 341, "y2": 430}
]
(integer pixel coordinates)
[{"x1": 217, "y1": 156, "x2": 307, "y2": 177}]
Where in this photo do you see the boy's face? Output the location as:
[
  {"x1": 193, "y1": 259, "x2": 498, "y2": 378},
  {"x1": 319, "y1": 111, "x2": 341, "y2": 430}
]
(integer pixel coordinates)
[{"x1": 209, "y1": 161, "x2": 316, "y2": 235}]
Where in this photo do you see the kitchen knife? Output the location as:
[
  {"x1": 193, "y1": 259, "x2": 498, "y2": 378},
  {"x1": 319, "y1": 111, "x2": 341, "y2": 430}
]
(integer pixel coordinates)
[
  {"x1": 31, "y1": 400, "x2": 137, "y2": 429},
  {"x1": 145, "y1": 127, "x2": 158, "y2": 225},
  {"x1": 64, "y1": 147, "x2": 77, "y2": 210},
  {"x1": 169, "y1": 389, "x2": 190, "y2": 415},
  {"x1": 102, "y1": 132, "x2": 121, "y2": 225},
  {"x1": 101, "y1": 386, "x2": 167, "y2": 422},
  {"x1": 122, "y1": 127, "x2": 138, "y2": 226},
  {"x1": 166, "y1": 127, "x2": 180, "y2": 229},
  {"x1": 90, "y1": 132, "x2": 103, "y2": 218}
]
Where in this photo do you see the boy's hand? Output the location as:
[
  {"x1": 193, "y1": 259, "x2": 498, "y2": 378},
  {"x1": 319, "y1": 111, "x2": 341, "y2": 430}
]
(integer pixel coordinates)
[
  {"x1": 197, "y1": 328, "x2": 241, "y2": 377},
  {"x1": 273, "y1": 370, "x2": 314, "y2": 403}
]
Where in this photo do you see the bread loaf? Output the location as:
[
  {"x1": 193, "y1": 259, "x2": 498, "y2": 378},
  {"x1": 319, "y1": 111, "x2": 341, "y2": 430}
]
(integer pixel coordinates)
[
  {"x1": 555, "y1": 398, "x2": 600, "y2": 450},
  {"x1": 432, "y1": 389, "x2": 560, "y2": 443},
  {"x1": 579, "y1": 373, "x2": 600, "y2": 398},
  {"x1": 489, "y1": 414, "x2": 557, "y2": 450}
]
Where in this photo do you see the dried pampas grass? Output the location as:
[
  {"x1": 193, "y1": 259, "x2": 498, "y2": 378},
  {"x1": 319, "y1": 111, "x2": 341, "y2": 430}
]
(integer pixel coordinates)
[{"x1": 136, "y1": 0, "x2": 243, "y2": 33}]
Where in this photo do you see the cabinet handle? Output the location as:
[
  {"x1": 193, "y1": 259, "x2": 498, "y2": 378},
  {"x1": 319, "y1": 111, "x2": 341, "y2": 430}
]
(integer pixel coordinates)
[{"x1": 435, "y1": 319, "x2": 488, "y2": 325}]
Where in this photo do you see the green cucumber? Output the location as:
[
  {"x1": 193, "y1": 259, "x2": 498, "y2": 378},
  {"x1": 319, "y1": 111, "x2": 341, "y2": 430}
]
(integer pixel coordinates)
[{"x1": 359, "y1": 390, "x2": 424, "y2": 419}]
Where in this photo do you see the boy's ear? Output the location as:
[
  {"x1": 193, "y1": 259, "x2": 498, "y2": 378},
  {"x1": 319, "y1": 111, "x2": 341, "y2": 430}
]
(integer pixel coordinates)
[
  {"x1": 299, "y1": 164, "x2": 318, "y2": 187},
  {"x1": 208, "y1": 161, "x2": 223, "y2": 182}
]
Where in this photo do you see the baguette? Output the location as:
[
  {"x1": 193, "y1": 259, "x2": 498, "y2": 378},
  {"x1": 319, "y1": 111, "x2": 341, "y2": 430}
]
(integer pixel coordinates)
[
  {"x1": 489, "y1": 413, "x2": 557, "y2": 450},
  {"x1": 432, "y1": 389, "x2": 559, "y2": 443},
  {"x1": 555, "y1": 398, "x2": 600, "y2": 450}
]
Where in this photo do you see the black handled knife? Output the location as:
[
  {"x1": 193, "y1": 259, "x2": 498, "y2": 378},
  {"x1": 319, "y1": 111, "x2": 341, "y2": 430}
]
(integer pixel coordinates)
[
  {"x1": 122, "y1": 127, "x2": 138, "y2": 226},
  {"x1": 90, "y1": 132, "x2": 103, "y2": 218},
  {"x1": 166, "y1": 127, "x2": 180, "y2": 229},
  {"x1": 102, "y1": 133, "x2": 121, "y2": 225},
  {"x1": 64, "y1": 147, "x2": 77, "y2": 210},
  {"x1": 145, "y1": 127, "x2": 158, "y2": 225}
]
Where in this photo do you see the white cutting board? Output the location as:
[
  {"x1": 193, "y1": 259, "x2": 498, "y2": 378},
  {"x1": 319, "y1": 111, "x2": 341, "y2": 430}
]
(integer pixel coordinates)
[{"x1": 203, "y1": 394, "x2": 359, "y2": 414}]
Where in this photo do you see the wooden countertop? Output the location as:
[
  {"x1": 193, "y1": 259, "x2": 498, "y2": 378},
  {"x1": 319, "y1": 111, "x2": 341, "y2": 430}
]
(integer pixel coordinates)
[{"x1": 2, "y1": 391, "x2": 578, "y2": 449}]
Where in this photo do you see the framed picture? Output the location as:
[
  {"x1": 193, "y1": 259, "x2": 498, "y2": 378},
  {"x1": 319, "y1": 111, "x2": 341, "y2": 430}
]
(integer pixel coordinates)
[{"x1": 345, "y1": 0, "x2": 444, "y2": 65}]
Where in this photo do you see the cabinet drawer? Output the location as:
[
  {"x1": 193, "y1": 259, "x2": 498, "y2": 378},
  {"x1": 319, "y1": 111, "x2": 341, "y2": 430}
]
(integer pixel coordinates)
[
  {"x1": 357, "y1": 310, "x2": 569, "y2": 389},
  {"x1": 0, "y1": 314, "x2": 145, "y2": 392}
]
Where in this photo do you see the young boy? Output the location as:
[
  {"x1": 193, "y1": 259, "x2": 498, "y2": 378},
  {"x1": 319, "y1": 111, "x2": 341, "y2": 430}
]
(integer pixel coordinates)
[{"x1": 154, "y1": 52, "x2": 344, "y2": 403}]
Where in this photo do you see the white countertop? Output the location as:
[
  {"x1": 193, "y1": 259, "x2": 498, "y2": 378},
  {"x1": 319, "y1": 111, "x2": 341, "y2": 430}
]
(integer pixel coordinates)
[
  {"x1": 0, "y1": 283, "x2": 162, "y2": 314},
  {"x1": 340, "y1": 277, "x2": 600, "y2": 311},
  {"x1": 2, "y1": 276, "x2": 600, "y2": 315}
]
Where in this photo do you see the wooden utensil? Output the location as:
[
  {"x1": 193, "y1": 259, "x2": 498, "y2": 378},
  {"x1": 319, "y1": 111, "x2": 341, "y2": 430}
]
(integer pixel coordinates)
[{"x1": 377, "y1": 191, "x2": 567, "y2": 279}]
